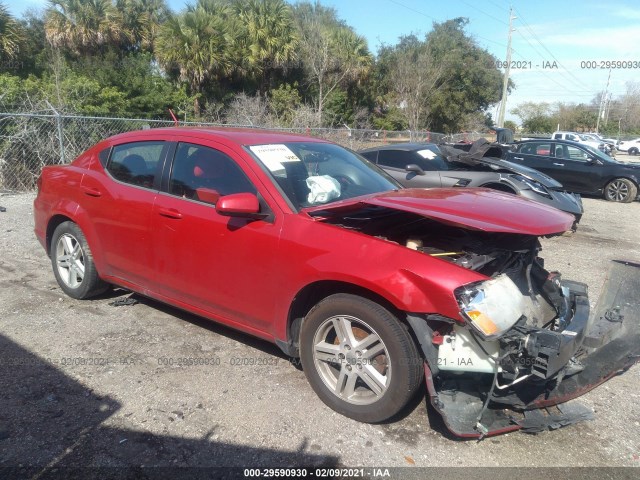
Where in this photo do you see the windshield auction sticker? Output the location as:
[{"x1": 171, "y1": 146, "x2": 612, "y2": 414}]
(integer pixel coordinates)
[
  {"x1": 250, "y1": 144, "x2": 301, "y2": 172},
  {"x1": 417, "y1": 149, "x2": 437, "y2": 160}
]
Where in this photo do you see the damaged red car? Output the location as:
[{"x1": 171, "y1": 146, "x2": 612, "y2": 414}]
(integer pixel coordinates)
[{"x1": 34, "y1": 128, "x2": 640, "y2": 438}]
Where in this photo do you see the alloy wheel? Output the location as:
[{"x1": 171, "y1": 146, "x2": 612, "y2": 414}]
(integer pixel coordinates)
[
  {"x1": 55, "y1": 233, "x2": 85, "y2": 288},
  {"x1": 605, "y1": 180, "x2": 629, "y2": 202},
  {"x1": 312, "y1": 315, "x2": 390, "y2": 405}
]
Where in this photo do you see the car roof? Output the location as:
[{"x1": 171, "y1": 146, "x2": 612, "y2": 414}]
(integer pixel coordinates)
[
  {"x1": 106, "y1": 126, "x2": 328, "y2": 146},
  {"x1": 359, "y1": 142, "x2": 438, "y2": 153},
  {"x1": 517, "y1": 138, "x2": 585, "y2": 147}
]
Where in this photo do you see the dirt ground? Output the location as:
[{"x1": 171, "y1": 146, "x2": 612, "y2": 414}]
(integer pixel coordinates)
[{"x1": 0, "y1": 189, "x2": 639, "y2": 476}]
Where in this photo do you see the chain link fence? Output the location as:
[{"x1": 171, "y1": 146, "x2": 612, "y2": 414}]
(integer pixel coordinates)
[{"x1": 0, "y1": 111, "x2": 463, "y2": 191}]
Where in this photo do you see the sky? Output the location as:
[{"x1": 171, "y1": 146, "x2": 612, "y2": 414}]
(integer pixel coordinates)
[{"x1": 5, "y1": 0, "x2": 640, "y2": 122}]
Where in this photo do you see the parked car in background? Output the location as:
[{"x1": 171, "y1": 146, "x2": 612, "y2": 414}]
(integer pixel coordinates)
[
  {"x1": 33, "y1": 127, "x2": 637, "y2": 438},
  {"x1": 578, "y1": 134, "x2": 614, "y2": 155},
  {"x1": 505, "y1": 139, "x2": 640, "y2": 202},
  {"x1": 581, "y1": 133, "x2": 616, "y2": 150},
  {"x1": 552, "y1": 131, "x2": 605, "y2": 152},
  {"x1": 617, "y1": 138, "x2": 640, "y2": 155},
  {"x1": 358, "y1": 142, "x2": 584, "y2": 223}
]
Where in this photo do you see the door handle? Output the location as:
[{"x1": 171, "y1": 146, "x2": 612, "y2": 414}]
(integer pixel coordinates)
[
  {"x1": 158, "y1": 207, "x2": 183, "y2": 219},
  {"x1": 513, "y1": 156, "x2": 524, "y2": 160},
  {"x1": 81, "y1": 186, "x2": 102, "y2": 197},
  {"x1": 553, "y1": 162, "x2": 565, "y2": 166}
]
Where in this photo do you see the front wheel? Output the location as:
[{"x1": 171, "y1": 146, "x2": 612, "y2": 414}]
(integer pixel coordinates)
[
  {"x1": 604, "y1": 178, "x2": 637, "y2": 203},
  {"x1": 628, "y1": 147, "x2": 638, "y2": 156},
  {"x1": 299, "y1": 294, "x2": 422, "y2": 423},
  {"x1": 51, "y1": 221, "x2": 108, "y2": 299}
]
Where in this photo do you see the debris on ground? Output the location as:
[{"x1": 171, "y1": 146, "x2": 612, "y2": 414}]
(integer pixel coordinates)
[{"x1": 108, "y1": 297, "x2": 139, "y2": 307}]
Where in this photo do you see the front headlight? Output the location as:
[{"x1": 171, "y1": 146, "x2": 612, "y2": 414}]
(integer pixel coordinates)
[
  {"x1": 454, "y1": 275, "x2": 526, "y2": 339},
  {"x1": 511, "y1": 175, "x2": 551, "y2": 198}
]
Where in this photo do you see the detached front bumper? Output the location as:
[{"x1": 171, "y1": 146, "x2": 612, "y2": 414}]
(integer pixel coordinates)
[{"x1": 423, "y1": 260, "x2": 640, "y2": 438}]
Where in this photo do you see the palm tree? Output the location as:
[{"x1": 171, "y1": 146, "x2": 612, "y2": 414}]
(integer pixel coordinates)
[
  {"x1": 45, "y1": 0, "x2": 122, "y2": 55},
  {"x1": 293, "y1": 2, "x2": 372, "y2": 124},
  {"x1": 234, "y1": 0, "x2": 298, "y2": 93},
  {"x1": 155, "y1": 6, "x2": 231, "y2": 116},
  {"x1": 115, "y1": 0, "x2": 169, "y2": 52},
  {"x1": 0, "y1": 2, "x2": 24, "y2": 60}
]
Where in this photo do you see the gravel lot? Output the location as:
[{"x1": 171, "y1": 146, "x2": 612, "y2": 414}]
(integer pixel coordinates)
[{"x1": 0, "y1": 190, "x2": 639, "y2": 474}]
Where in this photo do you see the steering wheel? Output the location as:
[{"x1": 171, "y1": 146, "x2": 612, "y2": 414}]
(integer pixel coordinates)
[{"x1": 333, "y1": 174, "x2": 355, "y2": 192}]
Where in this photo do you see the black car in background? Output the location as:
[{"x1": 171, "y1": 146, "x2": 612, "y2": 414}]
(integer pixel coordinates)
[
  {"x1": 358, "y1": 141, "x2": 584, "y2": 221},
  {"x1": 505, "y1": 139, "x2": 640, "y2": 203}
]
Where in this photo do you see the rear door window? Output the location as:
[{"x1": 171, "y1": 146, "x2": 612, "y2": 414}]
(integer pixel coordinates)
[{"x1": 107, "y1": 141, "x2": 165, "y2": 189}]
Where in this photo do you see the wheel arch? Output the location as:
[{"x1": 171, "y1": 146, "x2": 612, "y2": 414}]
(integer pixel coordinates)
[
  {"x1": 46, "y1": 214, "x2": 73, "y2": 256},
  {"x1": 279, "y1": 280, "x2": 408, "y2": 358},
  {"x1": 46, "y1": 205, "x2": 107, "y2": 276},
  {"x1": 604, "y1": 176, "x2": 640, "y2": 190}
]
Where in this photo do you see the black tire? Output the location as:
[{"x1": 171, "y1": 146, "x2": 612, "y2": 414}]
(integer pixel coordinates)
[
  {"x1": 604, "y1": 178, "x2": 638, "y2": 203},
  {"x1": 299, "y1": 294, "x2": 422, "y2": 423},
  {"x1": 50, "y1": 221, "x2": 108, "y2": 299},
  {"x1": 629, "y1": 147, "x2": 638, "y2": 156}
]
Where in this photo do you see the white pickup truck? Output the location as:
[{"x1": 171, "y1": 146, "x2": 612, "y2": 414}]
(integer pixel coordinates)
[{"x1": 551, "y1": 131, "x2": 606, "y2": 152}]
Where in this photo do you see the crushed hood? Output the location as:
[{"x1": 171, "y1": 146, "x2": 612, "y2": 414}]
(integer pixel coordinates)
[{"x1": 305, "y1": 188, "x2": 575, "y2": 235}]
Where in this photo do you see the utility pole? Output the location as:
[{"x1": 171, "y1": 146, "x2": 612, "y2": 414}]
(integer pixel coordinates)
[
  {"x1": 596, "y1": 68, "x2": 611, "y2": 133},
  {"x1": 497, "y1": 7, "x2": 516, "y2": 128},
  {"x1": 604, "y1": 93, "x2": 612, "y2": 126}
]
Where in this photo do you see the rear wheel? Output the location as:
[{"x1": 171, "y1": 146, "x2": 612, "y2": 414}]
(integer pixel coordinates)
[
  {"x1": 299, "y1": 294, "x2": 422, "y2": 423},
  {"x1": 51, "y1": 221, "x2": 108, "y2": 299},
  {"x1": 604, "y1": 178, "x2": 637, "y2": 203},
  {"x1": 628, "y1": 147, "x2": 639, "y2": 156}
]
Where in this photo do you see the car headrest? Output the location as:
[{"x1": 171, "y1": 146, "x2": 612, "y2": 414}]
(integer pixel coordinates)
[{"x1": 192, "y1": 152, "x2": 225, "y2": 179}]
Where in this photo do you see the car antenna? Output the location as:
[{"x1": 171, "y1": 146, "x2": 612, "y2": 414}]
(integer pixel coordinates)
[{"x1": 168, "y1": 109, "x2": 179, "y2": 127}]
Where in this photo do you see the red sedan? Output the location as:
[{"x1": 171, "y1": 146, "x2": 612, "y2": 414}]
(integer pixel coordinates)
[{"x1": 34, "y1": 128, "x2": 638, "y2": 437}]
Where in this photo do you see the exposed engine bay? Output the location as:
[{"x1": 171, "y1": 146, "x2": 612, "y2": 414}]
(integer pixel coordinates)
[
  {"x1": 320, "y1": 205, "x2": 640, "y2": 438},
  {"x1": 322, "y1": 205, "x2": 578, "y2": 380}
]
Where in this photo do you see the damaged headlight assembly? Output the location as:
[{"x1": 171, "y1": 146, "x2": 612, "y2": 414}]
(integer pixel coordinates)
[
  {"x1": 510, "y1": 175, "x2": 552, "y2": 198},
  {"x1": 454, "y1": 275, "x2": 525, "y2": 339}
]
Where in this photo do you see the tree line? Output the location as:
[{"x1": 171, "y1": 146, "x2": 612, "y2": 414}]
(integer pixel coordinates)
[
  {"x1": 0, "y1": 0, "x2": 507, "y2": 133},
  {"x1": 510, "y1": 83, "x2": 640, "y2": 137}
]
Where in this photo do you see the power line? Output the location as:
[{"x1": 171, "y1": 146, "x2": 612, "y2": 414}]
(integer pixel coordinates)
[
  {"x1": 485, "y1": 0, "x2": 511, "y2": 10},
  {"x1": 386, "y1": 0, "x2": 437, "y2": 21},
  {"x1": 511, "y1": 31, "x2": 596, "y2": 95},
  {"x1": 458, "y1": 0, "x2": 508, "y2": 26},
  {"x1": 384, "y1": 0, "x2": 600, "y2": 106},
  {"x1": 385, "y1": 0, "x2": 508, "y2": 48},
  {"x1": 512, "y1": 6, "x2": 593, "y2": 92},
  {"x1": 509, "y1": 49, "x2": 594, "y2": 96}
]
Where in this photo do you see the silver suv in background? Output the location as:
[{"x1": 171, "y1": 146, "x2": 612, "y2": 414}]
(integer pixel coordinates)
[{"x1": 552, "y1": 131, "x2": 608, "y2": 154}]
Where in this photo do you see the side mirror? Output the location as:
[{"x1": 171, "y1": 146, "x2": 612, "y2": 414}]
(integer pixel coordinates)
[
  {"x1": 215, "y1": 192, "x2": 261, "y2": 217},
  {"x1": 405, "y1": 164, "x2": 425, "y2": 175},
  {"x1": 586, "y1": 157, "x2": 599, "y2": 165}
]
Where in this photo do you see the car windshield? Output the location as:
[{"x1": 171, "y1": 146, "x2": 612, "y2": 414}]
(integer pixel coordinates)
[
  {"x1": 415, "y1": 145, "x2": 449, "y2": 170},
  {"x1": 246, "y1": 142, "x2": 401, "y2": 210}
]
